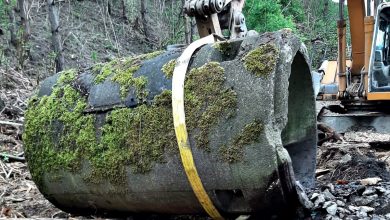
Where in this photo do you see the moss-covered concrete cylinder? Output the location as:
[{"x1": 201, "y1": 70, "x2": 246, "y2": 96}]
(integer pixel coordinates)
[{"x1": 23, "y1": 30, "x2": 317, "y2": 218}]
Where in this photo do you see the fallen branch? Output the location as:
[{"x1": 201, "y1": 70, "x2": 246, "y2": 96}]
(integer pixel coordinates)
[
  {"x1": 0, "y1": 120, "x2": 23, "y2": 127},
  {"x1": 0, "y1": 153, "x2": 25, "y2": 162},
  {"x1": 317, "y1": 123, "x2": 344, "y2": 145},
  {"x1": 0, "y1": 133, "x2": 15, "y2": 141},
  {"x1": 316, "y1": 168, "x2": 331, "y2": 177}
]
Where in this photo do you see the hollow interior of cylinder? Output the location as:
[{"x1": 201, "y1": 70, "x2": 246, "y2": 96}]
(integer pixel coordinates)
[{"x1": 282, "y1": 52, "x2": 317, "y2": 187}]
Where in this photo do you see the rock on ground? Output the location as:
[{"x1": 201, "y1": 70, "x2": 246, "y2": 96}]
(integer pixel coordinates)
[{"x1": 309, "y1": 128, "x2": 390, "y2": 219}]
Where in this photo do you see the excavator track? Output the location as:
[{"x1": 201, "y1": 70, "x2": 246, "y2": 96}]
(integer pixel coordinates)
[{"x1": 317, "y1": 101, "x2": 390, "y2": 133}]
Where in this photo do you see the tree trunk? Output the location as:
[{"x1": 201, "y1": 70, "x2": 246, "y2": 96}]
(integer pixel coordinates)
[
  {"x1": 47, "y1": 0, "x2": 64, "y2": 73},
  {"x1": 181, "y1": 0, "x2": 190, "y2": 44},
  {"x1": 323, "y1": 0, "x2": 329, "y2": 18},
  {"x1": 107, "y1": 0, "x2": 112, "y2": 16},
  {"x1": 5, "y1": 0, "x2": 18, "y2": 47},
  {"x1": 184, "y1": 16, "x2": 191, "y2": 44},
  {"x1": 121, "y1": 0, "x2": 128, "y2": 21},
  {"x1": 190, "y1": 17, "x2": 196, "y2": 43},
  {"x1": 140, "y1": 0, "x2": 151, "y2": 41},
  {"x1": 18, "y1": 0, "x2": 30, "y2": 41}
]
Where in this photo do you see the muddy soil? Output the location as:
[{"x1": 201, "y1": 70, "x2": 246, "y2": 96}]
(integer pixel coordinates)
[{"x1": 317, "y1": 141, "x2": 390, "y2": 183}]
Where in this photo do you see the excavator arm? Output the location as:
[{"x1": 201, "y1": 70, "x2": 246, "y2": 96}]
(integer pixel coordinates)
[
  {"x1": 322, "y1": 0, "x2": 376, "y2": 98},
  {"x1": 347, "y1": 0, "x2": 366, "y2": 75},
  {"x1": 184, "y1": 0, "x2": 247, "y2": 39}
]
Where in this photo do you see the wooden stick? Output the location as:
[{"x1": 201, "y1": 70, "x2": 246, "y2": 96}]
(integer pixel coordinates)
[
  {"x1": 0, "y1": 153, "x2": 25, "y2": 162},
  {"x1": 0, "y1": 120, "x2": 23, "y2": 127},
  {"x1": 316, "y1": 168, "x2": 331, "y2": 177},
  {"x1": 317, "y1": 123, "x2": 344, "y2": 143}
]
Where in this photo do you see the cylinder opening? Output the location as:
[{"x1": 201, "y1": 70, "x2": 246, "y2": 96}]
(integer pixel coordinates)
[{"x1": 282, "y1": 52, "x2": 317, "y2": 188}]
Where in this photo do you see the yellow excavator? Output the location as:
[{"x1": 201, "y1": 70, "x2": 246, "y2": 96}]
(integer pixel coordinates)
[{"x1": 317, "y1": 0, "x2": 390, "y2": 133}]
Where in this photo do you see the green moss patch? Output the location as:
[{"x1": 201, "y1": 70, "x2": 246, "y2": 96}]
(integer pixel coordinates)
[
  {"x1": 112, "y1": 70, "x2": 148, "y2": 100},
  {"x1": 213, "y1": 41, "x2": 233, "y2": 56},
  {"x1": 93, "y1": 51, "x2": 164, "y2": 99},
  {"x1": 140, "y1": 50, "x2": 164, "y2": 60},
  {"x1": 184, "y1": 62, "x2": 237, "y2": 151},
  {"x1": 161, "y1": 59, "x2": 176, "y2": 79},
  {"x1": 243, "y1": 44, "x2": 279, "y2": 77},
  {"x1": 24, "y1": 60, "x2": 239, "y2": 186},
  {"x1": 23, "y1": 71, "x2": 97, "y2": 187},
  {"x1": 93, "y1": 60, "x2": 117, "y2": 84},
  {"x1": 57, "y1": 69, "x2": 77, "y2": 84},
  {"x1": 219, "y1": 120, "x2": 264, "y2": 163},
  {"x1": 25, "y1": 71, "x2": 176, "y2": 185},
  {"x1": 86, "y1": 90, "x2": 176, "y2": 182}
]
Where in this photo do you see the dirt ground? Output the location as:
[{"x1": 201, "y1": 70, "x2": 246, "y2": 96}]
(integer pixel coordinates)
[
  {"x1": 0, "y1": 67, "x2": 69, "y2": 218},
  {"x1": 308, "y1": 122, "x2": 390, "y2": 219},
  {"x1": 1, "y1": 68, "x2": 390, "y2": 219}
]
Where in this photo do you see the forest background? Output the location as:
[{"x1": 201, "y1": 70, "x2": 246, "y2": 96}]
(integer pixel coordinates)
[{"x1": 0, "y1": 0, "x2": 346, "y2": 80}]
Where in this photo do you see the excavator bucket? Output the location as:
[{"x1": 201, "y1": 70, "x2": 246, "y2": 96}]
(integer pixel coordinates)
[{"x1": 23, "y1": 30, "x2": 317, "y2": 218}]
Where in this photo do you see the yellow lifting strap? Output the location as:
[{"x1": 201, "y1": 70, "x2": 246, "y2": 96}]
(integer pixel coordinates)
[{"x1": 172, "y1": 34, "x2": 224, "y2": 220}]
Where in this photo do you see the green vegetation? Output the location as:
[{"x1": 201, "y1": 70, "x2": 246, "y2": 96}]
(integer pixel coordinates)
[
  {"x1": 243, "y1": 0, "x2": 296, "y2": 33},
  {"x1": 86, "y1": 90, "x2": 176, "y2": 182},
  {"x1": 93, "y1": 51, "x2": 164, "y2": 99},
  {"x1": 161, "y1": 59, "x2": 176, "y2": 79},
  {"x1": 212, "y1": 41, "x2": 233, "y2": 56},
  {"x1": 280, "y1": 0, "x2": 305, "y2": 23},
  {"x1": 140, "y1": 51, "x2": 164, "y2": 60},
  {"x1": 243, "y1": 0, "x2": 344, "y2": 67},
  {"x1": 24, "y1": 60, "x2": 240, "y2": 185},
  {"x1": 243, "y1": 44, "x2": 279, "y2": 77},
  {"x1": 184, "y1": 62, "x2": 237, "y2": 151},
  {"x1": 112, "y1": 71, "x2": 148, "y2": 100},
  {"x1": 93, "y1": 51, "x2": 163, "y2": 84},
  {"x1": 0, "y1": 0, "x2": 346, "y2": 72},
  {"x1": 0, "y1": 0, "x2": 16, "y2": 29},
  {"x1": 23, "y1": 70, "x2": 96, "y2": 187},
  {"x1": 219, "y1": 120, "x2": 264, "y2": 163},
  {"x1": 57, "y1": 69, "x2": 77, "y2": 84},
  {"x1": 24, "y1": 69, "x2": 175, "y2": 185},
  {"x1": 94, "y1": 59, "x2": 124, "y2": 84}
]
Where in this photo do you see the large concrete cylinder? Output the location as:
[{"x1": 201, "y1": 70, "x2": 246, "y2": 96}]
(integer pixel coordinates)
[{"x1": 23, "y1": 30, "x2": 317, "y2": 218}]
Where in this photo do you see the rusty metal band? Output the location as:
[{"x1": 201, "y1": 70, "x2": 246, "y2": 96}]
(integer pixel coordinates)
[{"x1": 172, "y1": 34, "x2": 224, "y2": 220}]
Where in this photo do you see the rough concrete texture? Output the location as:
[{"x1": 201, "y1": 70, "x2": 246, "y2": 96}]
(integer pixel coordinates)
[{"x1": 24, "y1": 30, "x2": 317, "y2": 218}]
